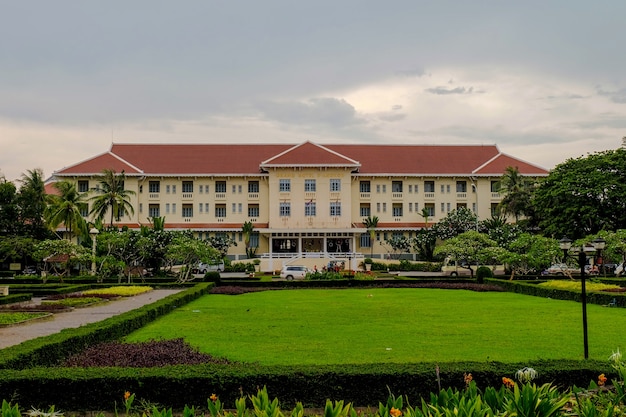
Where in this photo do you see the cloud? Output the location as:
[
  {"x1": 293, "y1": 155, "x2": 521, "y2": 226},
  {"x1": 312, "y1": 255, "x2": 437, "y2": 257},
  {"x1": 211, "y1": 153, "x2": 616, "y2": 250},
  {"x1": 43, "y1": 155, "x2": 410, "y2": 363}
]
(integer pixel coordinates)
[
  {"x1": 256, "y1": 97, "x2": 363, "y2": 127},
  {"x1": 596, "y1": 86, "x2": 626, "y2": 104},
  {"x1": 425, "y1": 86, "x2": 478, "y2": 95}
]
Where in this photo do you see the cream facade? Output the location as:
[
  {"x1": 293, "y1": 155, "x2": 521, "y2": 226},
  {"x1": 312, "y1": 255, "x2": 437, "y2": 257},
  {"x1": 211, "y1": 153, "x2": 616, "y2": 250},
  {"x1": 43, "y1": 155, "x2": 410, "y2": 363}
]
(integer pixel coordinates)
[{"x1": 53, "y1": 142, "x2": 548, "y2": 271}]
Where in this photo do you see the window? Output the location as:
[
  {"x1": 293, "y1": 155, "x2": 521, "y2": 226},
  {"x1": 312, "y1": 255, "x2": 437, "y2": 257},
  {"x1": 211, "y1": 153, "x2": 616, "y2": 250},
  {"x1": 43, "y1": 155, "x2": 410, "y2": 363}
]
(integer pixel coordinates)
[
  {"x1": 172, "y1": 185, "x2": 176, "y2": 194},
  {"x1": 414, "y1": 184, "x2": 419, "y2": 193},
  {"x1": 118, "y1": 207, "x2": 125, "y2": 218},
  {"x1": 166, "y1": 185, "x2": 170, "y2": 194},
  {"x1": 360, "y1": 233, "x2": 371, "y2": 248},
  {"x1": 304, "y1": 179, "x2": 316, "y2": 192},
  {"x1": 238, "y1": 203, "x2": 242, "y2": 213},
  {"x1": 248, "y1": 181, "x2": 259, "y2": 193},
  {"x1": 382, "y1": 184, "x2": 386, "y2": 193},
  {"x1": 238, "y1": 185, "x2": 242, "y2": 193},
  {"x1": 330, "y1": 201, "x2": 341, "y2": 216},
  {"x1": 360, "y1": 204, "x2": 371, "y2": 217},
  {"x1": 250, "y1": 233, "x2": 259, "y2": 248},
  {"x1": 139, "y1": 203, "x2": 143, "y2": 213},
  {"x1": 491, "y1": 181, "x2": 500, "y2": 192},
  {"x1": 360, "y1": 181, "x2": 371, "y2": 193},
  {"x1": 215, "y1": 181, "x2": 226, "y2": 193},
  {"x1": 149, "y1": 181, "x2": 160, "y2": 193},
  {"x1": 79, "y1": 203, "x2": 89, "y2": 217},
  {"x1": 215, "y1": 204, "x2": 226, "y2": 217},
  {"x1": 279, "y1": 202, "x2": 291, "y2": 217},
  {"x1": 232, "y1": 203, "x2": 236, "y2": 213},
  {"x1": 149, "y1": 204, "x2": 160, "y2": 218},
  {"x1": 182, "y1": 181, "x2": 193, "y2": 193},
  {"x1": 424, "y1": 204, "x2": 435, "y2": 216},
  {"x1": 248, "y1": 204, "x2": 259, "y2": 218},
  {"x1": 204, "y1": 185, "x2": 210, "y2": 193},
  {"x1": 382, "y1": 202, "x2": 387, "y2": 212},
  {"x1": 456, "y1": 181, "x2": 467, "y2": 193},
  {"x1": 172, "y1": 203, "x2": 176, "y2": 214},
  {"x1": 392, "y1": 181, "x2": 403, "y2": 192},
  {"x1": 78, "y1": 180, "x2": 89, "y2": 193},
  {"x1": 392, "y1": 203, "x2": 403, "y2": 217},
  {"x1": 376, "y1": 184, "x2": 381, "y2": 193},
  {"x1": 182, "y1": 204, "x2": 193, "y2": 218},
  {"x1": 330, "y1": 179, "x2": 341, "y2": 192},
  {"x1": 166, "y1": 203, "x2": 170, "y2": 214},
  {"x1": 204, "y1": 203, "x2": 209, "y2": 213},
  {"x1": 447, "y1": 203, "x2": 451, "y2": 212},
  {"x1": 491, "y1": 203, "x2": 500, "y2": 216},
  {"x1": 409, "y1": 202, "x2": 413, "y2": 212},
  {"x1": 424, "y1": 181, "x2": 435, "y2": 193},
  {"x1": 305, "y1": 201, "x2": 316, "y2": 216},
  {"x1": 376, "y1": 202, "x2": 381, "y2": 212},
  {"x1": 232, "y1": 185, "x2": 237, "y2": 193},
  {"x1": 441, "y1": 203, "x2": 445, "y2": 213},
  {"x1": 408, "y1": 184, "x2": 412, "y2": 193},
  {"x1": 199, "y1": 203, "x2": 203, "y2": 213},
  {"x1": 440, "y1": 185, "x2": 445, "y2": 193},
  {"x1": 446, "y1": 184, "x2": 451, "y2": 193},
  {"x1": 279, "y1": 179, "x2": 291, "y2": 192}
]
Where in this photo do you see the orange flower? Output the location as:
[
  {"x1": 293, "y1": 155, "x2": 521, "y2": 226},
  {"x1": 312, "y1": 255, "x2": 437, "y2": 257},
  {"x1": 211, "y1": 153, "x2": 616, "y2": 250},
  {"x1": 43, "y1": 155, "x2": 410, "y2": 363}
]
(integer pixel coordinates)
[
  {"x1": 390, "y1": 407, "x2": 402, "y2": 417},
  {"x1": 210, "y1": 393, "x2": 218, "y2": 402},
  {"x1": 502, "y1": 377, "x2": 515, "y2": 389},
  {"x1": 124, "y1": 391, "x2": 131, "y2": 401},
  {"x1": 464, "y1": 373, "x2": 473, "y2": 386},
  {"x1": 598, "y1": 374, "x2": 607, "y2": 386}
]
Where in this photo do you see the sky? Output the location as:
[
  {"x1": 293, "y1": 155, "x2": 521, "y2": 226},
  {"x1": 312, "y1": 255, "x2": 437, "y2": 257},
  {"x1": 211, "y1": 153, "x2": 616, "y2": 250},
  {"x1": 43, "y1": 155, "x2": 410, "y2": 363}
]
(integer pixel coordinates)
[{"x1": 1, "y1": 1, "x2": 626, "y2": 183}]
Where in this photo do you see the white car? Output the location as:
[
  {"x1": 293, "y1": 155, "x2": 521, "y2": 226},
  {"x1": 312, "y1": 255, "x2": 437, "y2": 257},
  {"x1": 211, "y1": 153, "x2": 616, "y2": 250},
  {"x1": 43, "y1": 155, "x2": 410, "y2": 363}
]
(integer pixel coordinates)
[
  {"x1": 280, "y1": 265, "x2": 309, "y2": 280},
  {"x1": 194, "y1": 261, "x2": 224, "y2": 273},
  {"x1": 547, "y1": 263, "x2": 580, "y2": 275}
]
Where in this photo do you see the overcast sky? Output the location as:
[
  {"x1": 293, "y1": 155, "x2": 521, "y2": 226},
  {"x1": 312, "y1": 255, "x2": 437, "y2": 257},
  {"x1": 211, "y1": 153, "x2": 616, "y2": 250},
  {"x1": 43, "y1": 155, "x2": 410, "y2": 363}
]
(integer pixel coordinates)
[{"x1": 1, "y1": 1, "x2": 625, "y2": 182}]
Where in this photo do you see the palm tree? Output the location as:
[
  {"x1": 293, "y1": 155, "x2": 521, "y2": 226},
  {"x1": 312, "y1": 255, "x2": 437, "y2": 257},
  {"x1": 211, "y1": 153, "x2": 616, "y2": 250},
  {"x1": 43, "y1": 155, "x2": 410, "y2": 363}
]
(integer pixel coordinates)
[
  {"x1": 45, "y1": 180, "x2": 88, "y2": 240},
  {"x1": 498, "y1": 166, "x2": 533, "y2": 222},
  {"x1": 362, "y1": 215, "x2": 379, "y2": 258},
  {"x1": 420, "y1": 207, "x2": 431, "y2": 227},
  {"x1": 242, "y1": 220, "x2": 255, "y2": 258},
  {"x1": 18, "y1": 168, "x2": 48, "y2": 239},
  {"x1": 89, "y1": 169, "x2": 136, "y2": 227}
]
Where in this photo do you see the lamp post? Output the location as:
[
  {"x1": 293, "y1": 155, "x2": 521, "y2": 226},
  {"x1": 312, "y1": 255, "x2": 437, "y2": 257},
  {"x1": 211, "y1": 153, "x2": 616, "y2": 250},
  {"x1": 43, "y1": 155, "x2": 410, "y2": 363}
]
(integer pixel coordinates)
[
  {"x1": 89, "y1": 227, "x2": 99, "y2": 276},
  {"x1": 559, "y1": 236, "x2": 606, "y2": 359}
]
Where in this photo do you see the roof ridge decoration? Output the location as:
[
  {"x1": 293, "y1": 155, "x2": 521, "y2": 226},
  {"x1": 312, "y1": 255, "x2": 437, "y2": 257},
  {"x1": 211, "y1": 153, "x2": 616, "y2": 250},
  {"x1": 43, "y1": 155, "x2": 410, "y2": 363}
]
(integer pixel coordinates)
[
  {"x1": 260, "y1": 141, "x2": 361, "y2": 168},
  {"x1": 53, "y1": 151, "x2": 144, "y2": 176},
  {"x1": 473, "y1": 151, "x2": 548, "y2": 176}
]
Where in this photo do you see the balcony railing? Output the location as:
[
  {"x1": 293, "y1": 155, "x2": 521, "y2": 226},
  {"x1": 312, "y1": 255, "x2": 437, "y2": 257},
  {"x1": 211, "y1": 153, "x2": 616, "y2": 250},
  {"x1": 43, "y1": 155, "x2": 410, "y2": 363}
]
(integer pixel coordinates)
[
  {"x1": 215, "y1": 193, "x2": 226, "y2": 200},
  {"x1": 182, "y1": 193, "x2": 193, "y2": 199},
  {"x1": 424, "y1": 192, "x2": 435, "y2": 199},
  {"x1": 360, "y1": 192, "x2": 371, "y2": 199},
  {"x1": 149, "y1": 193, "x2": 159, "y2": 200}
]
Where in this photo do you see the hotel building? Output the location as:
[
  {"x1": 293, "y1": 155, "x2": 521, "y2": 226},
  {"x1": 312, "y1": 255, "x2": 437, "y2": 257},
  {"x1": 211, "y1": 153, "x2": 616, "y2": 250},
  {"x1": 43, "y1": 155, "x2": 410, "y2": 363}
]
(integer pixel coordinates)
[{"x1": 52, "y1": 141, "x2": 548, "y2": 271}]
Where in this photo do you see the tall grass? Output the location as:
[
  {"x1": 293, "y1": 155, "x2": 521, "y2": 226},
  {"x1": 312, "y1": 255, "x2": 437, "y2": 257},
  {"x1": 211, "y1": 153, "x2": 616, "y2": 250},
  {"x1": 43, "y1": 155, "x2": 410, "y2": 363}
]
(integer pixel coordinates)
[{"x1": 125, "y1": 288, "x2": 626, "y2": 365}]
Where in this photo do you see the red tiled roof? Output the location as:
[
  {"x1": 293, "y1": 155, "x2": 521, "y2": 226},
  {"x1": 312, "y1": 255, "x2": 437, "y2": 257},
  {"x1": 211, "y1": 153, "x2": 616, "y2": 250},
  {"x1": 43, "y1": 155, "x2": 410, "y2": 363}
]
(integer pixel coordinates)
[
  {"x1": 262, "y1": 141, "x2": 360, "y2": 167},
  {"x1": 54, "y1": 142, "x2": 548, "y2": 176},
  {"x1": 56, "y1": 152, "x2": 142, "y2": 175}
]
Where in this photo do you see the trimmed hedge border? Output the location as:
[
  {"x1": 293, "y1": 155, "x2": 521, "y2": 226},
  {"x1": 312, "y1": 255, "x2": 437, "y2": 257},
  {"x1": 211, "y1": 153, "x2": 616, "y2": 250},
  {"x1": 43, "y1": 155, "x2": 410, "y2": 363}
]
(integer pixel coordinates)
[
  {"x1": 485, "y1": 278, "x2": 625, "y2": 307},
  {"x1": 0, "y1": 293, "x2": 31, "y2": 305},
  {"x1": 0, "y1": 359, "x2": 612, "y2": 410}
]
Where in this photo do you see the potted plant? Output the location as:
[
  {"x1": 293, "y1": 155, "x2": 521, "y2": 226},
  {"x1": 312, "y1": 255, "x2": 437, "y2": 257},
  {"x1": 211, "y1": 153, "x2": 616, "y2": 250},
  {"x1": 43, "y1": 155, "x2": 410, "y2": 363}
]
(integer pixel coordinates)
[{"x1": 364, "y1": 258, "x2": 373, "y2": 271}]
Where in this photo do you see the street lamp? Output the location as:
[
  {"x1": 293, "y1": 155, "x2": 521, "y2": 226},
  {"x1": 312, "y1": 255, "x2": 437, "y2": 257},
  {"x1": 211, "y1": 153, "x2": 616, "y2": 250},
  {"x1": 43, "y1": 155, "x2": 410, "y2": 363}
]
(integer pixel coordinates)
[
  {"x1": 89, "y1": 227, "x2": 99, "y2": 276},
  {"x1": 559, "y1": 236, "x2": 606, "y2": 359}
]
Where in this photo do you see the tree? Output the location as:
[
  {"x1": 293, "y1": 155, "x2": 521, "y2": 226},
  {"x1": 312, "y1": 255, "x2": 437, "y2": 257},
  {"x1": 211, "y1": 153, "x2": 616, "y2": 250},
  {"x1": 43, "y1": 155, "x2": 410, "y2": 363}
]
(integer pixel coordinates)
[
  {"x1": 433, "y1": 207, "x2": 478, "y2": 240},
  {"x1": 362, "y1": 215, "x2": 379, "y2": 257},
  {"x1": 533, "y1": 149, "x2": 626, "y2": 238},
  {"x1": 412, "y1": 228, "x2": 438, "y2": 261},
  {"x1": 433, "y1": 231, "x2": 502, "y2": 278},
  {"x1": 0, "y1": 178, "x2": 19, "y2": 236},
  {"x1": 207, "y1": 235, "x2": 237, "y2": 258},
  {"x1": 498, "y1": 166, "x2": 535, "y2": 222},
  {"x1": 18, "y1": 168, "x2": 49, "y2": 239},
  {"x1": 500, "y1": 233, "x2": 560, "y2": 278},
  {"x1": 242, "y1": 220, "x2": 256, "y2": 258},
  {"x1": 166, "y1": 234, "x2": 221, "y2": 282},
  {"x1": 89, "y1": 169, "x2": 136, "y2": 227},
  {"x1": 45, "y1": 180, "x2": 88, "y2": 240},
  {"x1": 33, "y1": 239, "x2": 89, "y2": 281},
  {"x1": 420, "y1": 207, "x2": 431, "y2": 227},
  {"x1": 383, "y1": 235, "x2": 412, "y2": 260}
]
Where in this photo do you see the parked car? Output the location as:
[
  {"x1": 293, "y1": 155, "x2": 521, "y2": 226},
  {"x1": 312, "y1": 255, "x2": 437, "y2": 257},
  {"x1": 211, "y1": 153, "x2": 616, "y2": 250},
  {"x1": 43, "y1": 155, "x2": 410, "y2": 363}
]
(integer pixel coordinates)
[
  {"x1": 615, "y1": 263, "x2": 625, "y2": 277},
  {"x1": 280, "y1": 265, "x2": 309, "y2": 280},
  {"x1": 22, "y1": 266, "x2": 37, "y2": 275},
  {"x1": 194, "y1": 261, "x2": 225, "y2": 274},
  {"x1": 547, "y1": 263, "x2": 580, "y2": 276}
]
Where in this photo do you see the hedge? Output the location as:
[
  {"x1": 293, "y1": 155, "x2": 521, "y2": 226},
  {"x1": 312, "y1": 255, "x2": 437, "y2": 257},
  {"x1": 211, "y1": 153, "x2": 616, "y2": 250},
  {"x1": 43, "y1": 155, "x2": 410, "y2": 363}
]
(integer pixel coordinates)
[{"x1": 0, "y1": 359, "x2": 611, "y2": 411}]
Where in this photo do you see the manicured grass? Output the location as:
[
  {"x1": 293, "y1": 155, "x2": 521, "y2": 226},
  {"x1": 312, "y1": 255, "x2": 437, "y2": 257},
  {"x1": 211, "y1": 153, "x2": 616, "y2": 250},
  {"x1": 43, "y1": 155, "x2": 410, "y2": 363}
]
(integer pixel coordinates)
[
  {"x1": 125, "y1": 288, "x2": 626, "y2": 365},
  {"x1": 0, "y1": 312, "x2": 49, "y2": 325}
]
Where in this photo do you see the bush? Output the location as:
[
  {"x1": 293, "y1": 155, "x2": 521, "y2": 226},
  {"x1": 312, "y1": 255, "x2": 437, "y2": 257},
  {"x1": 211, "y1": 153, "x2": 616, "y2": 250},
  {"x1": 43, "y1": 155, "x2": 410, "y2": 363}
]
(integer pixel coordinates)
[
  {"x1": 204, "y1": 271, "x2": 221, "y2": 283},
  {"x1": 476, "y1": 266, "x2": 493, "y2": 283}
]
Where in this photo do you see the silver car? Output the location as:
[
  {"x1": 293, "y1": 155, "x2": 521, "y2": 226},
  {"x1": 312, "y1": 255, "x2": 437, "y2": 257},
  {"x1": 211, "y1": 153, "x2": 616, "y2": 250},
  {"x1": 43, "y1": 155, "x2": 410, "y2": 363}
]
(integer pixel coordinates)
[{"x1": 280, "y1": 265, "x2": 309, "y2": 280}]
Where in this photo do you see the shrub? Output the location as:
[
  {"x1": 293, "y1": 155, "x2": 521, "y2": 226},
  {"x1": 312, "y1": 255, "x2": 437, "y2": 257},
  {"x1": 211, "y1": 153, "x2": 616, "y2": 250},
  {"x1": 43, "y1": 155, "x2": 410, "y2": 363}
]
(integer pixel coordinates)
[
  {"x1": 204, "y1": 271, "x2": 221, "y2": 283},
  {"x1": 476, "y1": 266, "x2": 493, "y2": 283}
]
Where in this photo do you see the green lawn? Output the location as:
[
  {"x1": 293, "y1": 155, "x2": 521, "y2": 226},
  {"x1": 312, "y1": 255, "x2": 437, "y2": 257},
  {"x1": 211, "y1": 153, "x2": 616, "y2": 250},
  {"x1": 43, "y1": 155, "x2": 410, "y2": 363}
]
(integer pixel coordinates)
[{"x1": 125, "y1": 288, "x2": 626, "y2": 365}]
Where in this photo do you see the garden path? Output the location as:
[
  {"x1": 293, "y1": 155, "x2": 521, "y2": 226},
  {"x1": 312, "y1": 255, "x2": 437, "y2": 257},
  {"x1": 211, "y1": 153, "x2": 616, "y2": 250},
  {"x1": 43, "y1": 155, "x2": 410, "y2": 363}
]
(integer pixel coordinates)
[{"x1": 0, "y1": 289, "x2": 181, "y2": 349}]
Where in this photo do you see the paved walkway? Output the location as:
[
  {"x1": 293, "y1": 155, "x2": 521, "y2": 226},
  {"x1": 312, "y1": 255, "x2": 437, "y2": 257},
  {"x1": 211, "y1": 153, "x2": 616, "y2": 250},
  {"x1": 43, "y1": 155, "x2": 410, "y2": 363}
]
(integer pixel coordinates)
[{"x1": 0, "y1": 289, "x2": 181, "y2": 349}]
